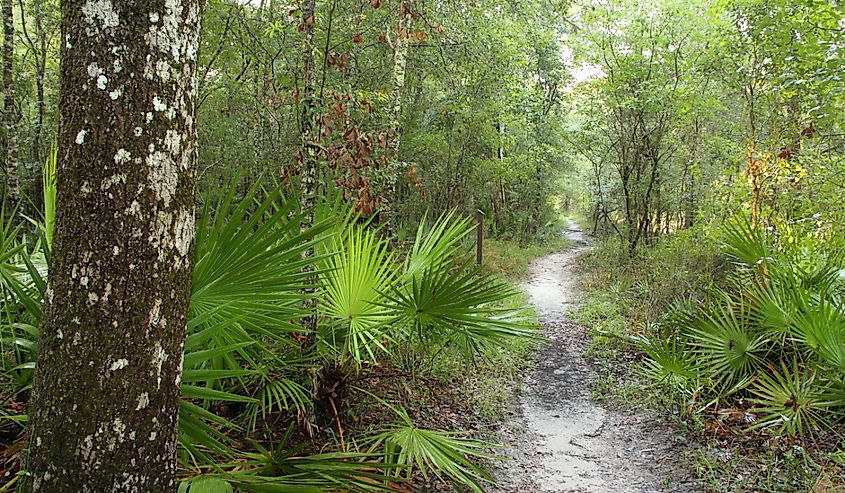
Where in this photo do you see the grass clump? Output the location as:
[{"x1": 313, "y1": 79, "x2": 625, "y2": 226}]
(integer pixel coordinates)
[{"x1": 484, "y1": 235, "x2": 574, "y2": 280}]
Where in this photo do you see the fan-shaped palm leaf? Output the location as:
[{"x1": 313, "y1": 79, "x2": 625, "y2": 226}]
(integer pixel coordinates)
[
  {"x1": 721, "y1": 217, "x2": 771, "y2": 267},
  {"x1": 386, "y1": 262, "x2": 536, "y2": 359},
  {"x1": 633, "y1": 334, "x2": 701, "y2": 396},
  {"x1": 365, "y1": 407, "x2": 497, "y2": 493},
  {"x1": 318, "y1": 226, "x2": 397, "y2": 368},
  {"x1": 789, "y1": 299, "x2": 845, "y2": 374},
  {"x1": 687, "y1": 296, "x2": 767, "y2": 387},
  {"x1": 402, "y1": 211, "x2": 472, "y2": 282},
  {"x1": 191, "y1": 183, "x2": 331, "y2": 358},
  {"x1": 749, "y1": 359, "x2": 831, "y2": 437}
]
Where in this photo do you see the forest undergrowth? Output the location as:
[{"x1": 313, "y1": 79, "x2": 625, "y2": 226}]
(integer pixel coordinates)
[
  {"x1": 0, "y1": 181, "x2": 566, "y2": 492},
  {"x1": 577, "y1": 221, "x2": 845, "y2": 492}
]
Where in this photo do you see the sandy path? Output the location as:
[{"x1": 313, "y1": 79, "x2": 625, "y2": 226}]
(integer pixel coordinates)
[{"x1": 490, "y1": 224, "x2": 697, "y2": 493}]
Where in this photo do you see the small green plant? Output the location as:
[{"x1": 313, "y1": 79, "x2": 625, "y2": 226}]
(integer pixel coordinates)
[{"x1": 365, "y1": 405, "x2": 498, "y2": 493}]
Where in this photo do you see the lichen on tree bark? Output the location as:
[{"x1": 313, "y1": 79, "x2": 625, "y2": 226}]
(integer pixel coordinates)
[{"x1": 25, "y1": 1, "x2": 201, "y2": 491}]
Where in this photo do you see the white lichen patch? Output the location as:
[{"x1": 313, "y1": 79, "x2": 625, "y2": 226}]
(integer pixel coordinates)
[
  {"x1": 81, "y1": 0, "x2": 120, "y2": 32},
  {"x1": 109, "y1": 87, "x2": 123, "y2": 100},
  {"x1": 87, "y1": 62, "x2": 104, "y2": 78},
  {"x1": 151, "y1": 342, "x2": 168, "y2": 390},
  {"x1": 109, "y1": 358, "x2": 129, "y2": 371},
  {"x1": 80, "y1": 434, "x2": 95, "y2": 461},
  {"x1": 147, "y1": 151, "x2": 178, "y2": 207},
  {"x1": 149, "y1": 299, "x2": 162, "y2": 327},
  {"x1": 114, "y1": 148, "x2": 132, "y2": 164},
  {"x1": 97, "y1": 74, "x2": 109, "y2": 90},
  {"x1": 148, "y1": 0, "x2": 188, "y2": 61},
  {"x1": 136, "y1": 392, "x2": 150, "y2": 411},
  {"x1": 102, "y1": 173, "x2": 127, "y2": 191},
  {"x1": 174, "y1": 350, "x2": 186, "y2": 387},
  {"x1": 152, "y1": 96, "x2": 168, "y2": 112},
  {"x1": 164, "y1": 129, "x2": 182, "y2": 155},
  {"x1": 156, "y1": 60, "x2": 172, "y2": 81},
  {"x1": 173, "y1": 209, "x2": 194, "y2": 258},
  {"x1": 76, "y1": 129, "x2": 88, "y2": 145},
  {"x1": 125, "y1": 200, "x2": 141, "y2": 216}
]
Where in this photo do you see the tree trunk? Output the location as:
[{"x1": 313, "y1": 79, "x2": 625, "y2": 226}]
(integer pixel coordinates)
[
  {"x1": 31, "y1": 0, "x2": 47, "y2": 213},
  {"x1": 2, "y1": 0, "x2": 18, "y2": 207},
  {"x1": 298, "y1": 0, "x2": 320, "y2": 436},
  {"x1": 382, "y1": 0, "x2": 411, "y2": 222},
  {"x1": 26, "y1": 1, "x2": 201, "y2": 491},
  {"x1": 300, "y1": 0, "x2": 318, "y2": 214}
]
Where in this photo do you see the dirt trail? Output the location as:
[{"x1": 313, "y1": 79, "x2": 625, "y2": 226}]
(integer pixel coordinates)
[{"x1": 490, "y1": 224, "x2": 696, "y2": 493}]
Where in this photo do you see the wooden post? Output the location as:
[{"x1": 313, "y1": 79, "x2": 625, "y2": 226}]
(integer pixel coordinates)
[{"x1": 476, "y1": 209, "x2": 485, "y2": 266}]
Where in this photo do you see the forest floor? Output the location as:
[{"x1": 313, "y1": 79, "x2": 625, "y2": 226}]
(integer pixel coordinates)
[{"x1": 489, "y1": 223, "x2": 700, "y2": 493}]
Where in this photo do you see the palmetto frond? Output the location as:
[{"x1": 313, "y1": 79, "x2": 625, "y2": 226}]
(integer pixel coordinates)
[
  {"x1": 318, "y1": 226, "x2": 397, "y2": 368},
  {"x1": 386, "y1": 262, "x2": 536, "y2": 359},
  {"x1": 749, "y1": 359, "x2": 832, "y2": 437},
  {"x1": 179, "y1": 183, "x2": 349, "y2": 463},
  {"x1": 366, "y1": 407, "x2": 497, "y2": 493},
  {"x1": 0, "y1": 211, "x2": 48, "y2": 392},
  {"x1": 789, "y1": 299, "x2": 845, "y2": 374},
  {"x1": 192, "y1": 183, "x2": 331, "y2": 356},
  {"x1": 687, "y1": 295, "x2": 768, "y2": 387},
  {"x1": 632, "y1": 334, "x2": 701, "y2": 396},
  {"x1": 402, "y1": 210, "x2": 472, "y2": 282},
  {"x1": 223, "y1": 425, "x2": 392, "y2": 492},
  {"x1": 721, "y1": 218, "x2": 771, "y2": 267}
]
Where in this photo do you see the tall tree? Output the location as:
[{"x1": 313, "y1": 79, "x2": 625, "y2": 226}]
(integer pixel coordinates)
[
  {"x1": 2, "y1": 0, "x2": 17, "y2": 206},
  {"x1": 31, "y1": 0, "x2": 48, "y2": 171},
  {"x1": 383, "y1": 0, "x2": 411, "y2": 220},
  {"x1": 299, "y1": 0, "x2": 318, "y2": 214},
  {"x1": 26, "y1": 0, "x2": 201, "y2": 490},
  {"x1": 297, "y1": 0, "x2": 320, "y2": 435}
]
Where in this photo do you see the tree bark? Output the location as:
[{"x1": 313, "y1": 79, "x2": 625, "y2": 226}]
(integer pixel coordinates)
[
  {"x1": 25, "y1": 0, "x2": 48, "y2": 213},
  {"x1": 382, "y1": 0, "x2": 411, "y2": 221},
  {"x1": 300, "y1": 0, "x2": 318, "y2": 213},
  {"x1": 298, "y1": 0, "x2": 320, "y2": 436},
  {"x1": 2, "y1": 0, "x2": 18, "y2": 207},
  {"x1": 26, "y1": 1, "x2": 201, "y2": 491},
  {"x1": 33, "y1": 0, "x2": 46, "y2": 170}
]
